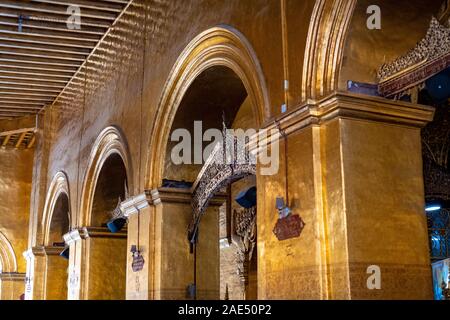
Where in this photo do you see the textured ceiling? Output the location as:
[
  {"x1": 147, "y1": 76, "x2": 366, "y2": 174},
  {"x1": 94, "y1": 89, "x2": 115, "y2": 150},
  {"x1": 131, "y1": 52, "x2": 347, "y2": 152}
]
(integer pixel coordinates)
[{"x1": 0, "y1": 0, "x2": 131, "y2": 120}]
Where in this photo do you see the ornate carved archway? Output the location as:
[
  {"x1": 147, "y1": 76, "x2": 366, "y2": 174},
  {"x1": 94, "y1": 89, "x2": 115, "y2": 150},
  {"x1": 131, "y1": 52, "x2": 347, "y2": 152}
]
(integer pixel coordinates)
[
  {"x1": 42, "y1": 172, "x2": 70, "y2": 246},
  {"x1": 79, "y1": 126, "x2": 133, "y2": 227},
  {"x1": 145, "y1": 25, "x2": 270, "y2": 189},
  {"x1": 189, "y1": 129, "x2": 256, "y2": 239}
]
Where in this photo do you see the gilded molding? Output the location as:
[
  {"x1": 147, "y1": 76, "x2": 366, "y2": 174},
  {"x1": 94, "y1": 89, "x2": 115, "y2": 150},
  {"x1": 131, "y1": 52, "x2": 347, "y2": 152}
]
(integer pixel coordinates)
[
  {"x1": 144, "y1": 187, "x2": 226, "y2": 206},
  {"x1": 0, "y1": 231, "x2": 17, "y2": 273},
  {"x1": 146, "y1": 25, "x2": 270, "y2": 189},
  {"x1": 264, "y1": 92, "x2": 434, "y2": 140},
  {"x1": 378, "y1": 18, "x2": 450, "y2": 96},
  {"x1": 82, "y1": 227, "x2": 127, "y2": 239},
  {"x1": 0, "y1": 272, "x2": 26, "y2": 281},
  {"x1": 63, "y1": 227, "x2": 126, "y2": 245},
  {"x1": 42, "y1": 246, "x2": 65, "y2": 256},
  {"x1": 41, "y1": 171, "x2": 70, "y2": 246},
  {"x1": 79, "y1": 126, "x2": 133, "y2": 227},
  {"x1": 302, "y1": 0, "x2": 357, "y2": 99}
]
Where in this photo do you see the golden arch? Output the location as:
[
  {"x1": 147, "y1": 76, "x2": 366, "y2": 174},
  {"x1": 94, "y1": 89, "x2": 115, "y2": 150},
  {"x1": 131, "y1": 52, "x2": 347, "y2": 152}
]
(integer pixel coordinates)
[
  {"x1": 79, "y1": 126, "x2": 133, "y2": 227},
  {"x1": 0, "y1": 232, "x2": 17, "y2": 273},
  {"x1": 41, "y1": 171, "x2": 71, "y2": 246},
  {"x1": 145, "y1": 25, "x2": 270, "y2": 189}
]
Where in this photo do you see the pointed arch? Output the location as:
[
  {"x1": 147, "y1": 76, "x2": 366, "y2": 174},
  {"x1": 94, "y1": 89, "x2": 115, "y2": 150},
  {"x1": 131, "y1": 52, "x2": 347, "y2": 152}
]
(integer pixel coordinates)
[
  {"x1": 41, "y1": 171, "x2": 71, "y2": 246},
  {"x1": 145, "y1": 25, "x2": 270, "y2": 189},
  {"x1": 0, "y1": 232, "x2": 17, "y2": 273},
  {"x1": 79, "y1": 126, "x2": 133, "y2": 227}
]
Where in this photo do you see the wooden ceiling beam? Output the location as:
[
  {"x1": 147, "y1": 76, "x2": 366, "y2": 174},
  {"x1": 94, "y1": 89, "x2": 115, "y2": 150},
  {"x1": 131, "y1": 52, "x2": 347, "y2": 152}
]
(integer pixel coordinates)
[
  {"x1": 0, "y1": 113, "x2": 23, "y2": 118},
  {"x1": 0, "y1": 55, "x2": 81, "y2": 68},
  {"x1": 0, "y1": 90, "x2": 58, "y2": 98},
  {"x1": 1, "y1": 134, "x2": 11, "y2": 145},
  {"x1": 0, "y1": 1, "x2": 118, "y2": 21},
  {"x1": 0, "y1": 0, "x2": 131, "y2": 119},
  {"x1": 31, "y1": 0, "x2": 124, "y2": 12},
  {"x1": 0, "y1": 79, "x2": 66, "y2": 88},
  {"x1": 0, "y1": 48, "x2": 87, "y2": 62},
  {"x1": 14, "y1": 131, "x2": 27, "y2": 148},
  {"x1": 0, "y1": 16, "x2": 106, "y2": 35},
  {"x1": 0, "y1": 105, "x2": 42, "y2": 110},
  {"x1": 0, "y1": 84, "x2": 62, "y2": 93},
  {"x1": 0, "y1": 11, "x2": 111, "y2": 29},
  {"x1": 0, "y1": 34, "x2": 96, "y2": 49},
  {"x1": 0, "y1": 73, "x2": 71, "y2": 83},
  {"x1": 0, "y1": 95, "x2": 53, "y2": 102},
  {"x1": 0, "y1": 65, "x2": 75, "y2": 77},
  {"x1": 0, "y1": 100, "x2": 44, "y2": 106},
  {"x1": 0, "y1": 108, "x2": 38, "y2": 114},
  {"x1": 27, "y1": 135, "x2": 36, "y2": 148},
  {"x1": 0, "y1": 24, "x2": 102, "y2": 41},
  {"x1": 97, "y1": 0, "x2": 129, "y2": 3},
  {"x1": 0, "y1": 39, "x2": 92, "y2": 55},
  {"x1": 0, "y1": 127, "x2": 36, "y2": 136}
]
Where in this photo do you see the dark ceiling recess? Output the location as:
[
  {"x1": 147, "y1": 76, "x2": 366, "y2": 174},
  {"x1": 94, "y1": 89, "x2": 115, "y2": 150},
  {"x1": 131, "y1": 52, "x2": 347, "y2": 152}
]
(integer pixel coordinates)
[{"x1": 0, "y1": 0, "x2": 131, "y2": 120}]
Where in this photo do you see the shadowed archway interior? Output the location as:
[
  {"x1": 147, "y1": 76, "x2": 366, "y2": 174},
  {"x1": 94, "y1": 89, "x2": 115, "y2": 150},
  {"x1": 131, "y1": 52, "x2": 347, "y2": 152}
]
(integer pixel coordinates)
[
  {"x1": 48, "y1": 193, "x2": 70, "y2": 246},
  {"x1": 91, "y1": 153, "x2": 128, "y2": 227},
  {"x1": 163, "y1": 65, "x2": 258, "y2": 300}
]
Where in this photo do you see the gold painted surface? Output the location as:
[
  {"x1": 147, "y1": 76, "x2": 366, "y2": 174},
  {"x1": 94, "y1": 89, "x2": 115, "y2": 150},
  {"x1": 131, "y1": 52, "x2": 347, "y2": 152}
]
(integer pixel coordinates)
[
  {"x1": 339, "y1": 118, "x2": 433, "y2": 299},
  {"x1": 44, "y1": 248, "x2": 68, "y2": 300},
  {"x1": 158, "y1": 199, "x2": 194, "y2": 299},
  {"x1": 196, "y1": 205, "x2": 220, "y2": 300},
  {"x1": 24, "y1": 247, "x2": 46, "y2": 300},
  {"x1": 340, "y1": 0, "x2": 443, "y2": 88},
  {"x1": 0, "y1": 148, "x2": 33, "y2": 274},
  {"x1": 0, "y1": 273, "x2": 25, "y2": 300},
  {"x1": 257, "y1": 127, "x2": 329, "y2": 299},
  {"x1": 10, "y1": 0, "x2": 442, "y2": 301},
  {"x1": 257, "y1": 94, "x2": 434, "y2": 299},
  {"x1": 84, "y1": 236, "x2": 127, "y2": 300},
  {"x1": 126, "y1": 206, "x2": 153, "y2": 300}
]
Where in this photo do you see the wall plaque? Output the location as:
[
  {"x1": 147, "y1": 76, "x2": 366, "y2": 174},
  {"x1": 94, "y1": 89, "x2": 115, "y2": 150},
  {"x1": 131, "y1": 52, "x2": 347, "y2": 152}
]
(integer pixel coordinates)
[
  {"x1": 132, "y1": 254, "x2": 145, "y2": 272},
  {"x1": 273, "y1": 214, "x2": 305, "y2": 241}
]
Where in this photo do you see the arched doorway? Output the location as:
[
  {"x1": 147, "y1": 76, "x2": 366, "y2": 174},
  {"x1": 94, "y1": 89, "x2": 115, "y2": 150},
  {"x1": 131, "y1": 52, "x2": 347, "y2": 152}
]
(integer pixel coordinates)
[
  {"x1": 44, "y1": 192, "x2": 70, "y2": 300},
  {"x1": 163, "y1": 65, "x2": 260, "y2": 300},
  {"x1": 0, "y1": 232, "x2": 18, "y2": 300},
  {"x1": 143, "y1": 26, "x2": 269, "y2": 300},
  {"x1": 72, "y1": 127, "x2": 132, "y2": 300},
  {"x1": 83, "y1": 152, "x2": 128, "y2": 300}
]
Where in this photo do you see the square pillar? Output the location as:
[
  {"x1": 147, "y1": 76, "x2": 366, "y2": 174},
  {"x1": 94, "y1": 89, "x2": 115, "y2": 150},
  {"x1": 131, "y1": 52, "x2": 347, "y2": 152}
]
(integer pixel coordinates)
[
  {"x1": 43, "y1": 246, "x2": 68, "y2": 300},
  {"x1": 125, "y1": 188, "x2": 224, "y2": 300},
  {"x1": 23, "y1": 247, "x2": 46, "y2": 300},
  {"x1": 0, "y1": 273, "x2": 25, "y2": 300},
  {"x1": 257, "y1": 92, "x2": 435, "y2": 300},
  {"x1": 64, "y1": 227, "x2": 127, "y2": 300}
]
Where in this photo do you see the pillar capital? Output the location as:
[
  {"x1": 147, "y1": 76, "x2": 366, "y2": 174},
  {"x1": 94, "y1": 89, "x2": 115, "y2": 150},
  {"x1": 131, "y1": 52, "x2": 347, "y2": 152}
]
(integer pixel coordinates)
[
  {"x1": 145, "y1": 187, "x2": 226, "y2": 207},
  {"x1": 63, "y1": 227, "x2": 126, "y2": 245},
  {"x1": 261, "y1": 91, "x2": 435, "y2": 138},
  {"x1": 23, "y1": 246, "x2": 46, "y2": 259},
  {"x1": 0, "y1": 272, "x2": 26, "y2": 281}
]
